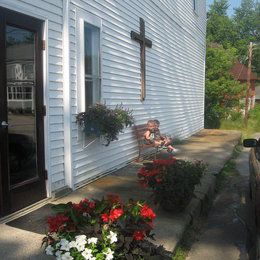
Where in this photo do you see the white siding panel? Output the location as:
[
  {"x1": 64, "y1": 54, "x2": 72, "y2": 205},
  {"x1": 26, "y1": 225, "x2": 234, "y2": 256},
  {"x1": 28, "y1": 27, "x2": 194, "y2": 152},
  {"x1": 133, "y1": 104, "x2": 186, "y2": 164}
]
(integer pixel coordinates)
[{"x1": 69, "y1": 0, "x2": 206, "y2": 188}]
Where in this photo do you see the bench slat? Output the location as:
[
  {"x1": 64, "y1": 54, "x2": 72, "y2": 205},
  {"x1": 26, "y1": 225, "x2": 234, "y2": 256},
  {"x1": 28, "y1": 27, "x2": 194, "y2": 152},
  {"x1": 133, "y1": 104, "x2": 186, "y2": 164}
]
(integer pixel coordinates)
[{"x1": 133, "y1": 124, "x2": 158, "y2": 161}]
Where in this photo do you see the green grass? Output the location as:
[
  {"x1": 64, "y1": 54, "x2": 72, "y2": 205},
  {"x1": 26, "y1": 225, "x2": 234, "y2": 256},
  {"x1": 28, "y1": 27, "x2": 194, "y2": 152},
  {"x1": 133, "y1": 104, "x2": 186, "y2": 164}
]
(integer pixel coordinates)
[
  {"x1": 172, "y1": 222, "x2": 203, "y2": 260},
  {"x1": 220, "y1": 104, "x2": 260, "y2": 138},
  {"x1": 215, "y1": 145, "x2": 241, "y2": 192}
]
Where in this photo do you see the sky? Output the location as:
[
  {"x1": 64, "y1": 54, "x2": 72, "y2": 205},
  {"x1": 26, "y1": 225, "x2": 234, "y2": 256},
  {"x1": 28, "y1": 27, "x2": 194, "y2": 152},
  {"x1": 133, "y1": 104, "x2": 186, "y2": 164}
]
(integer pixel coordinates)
[{"x1": 206, "y1": 0, "x2": 242, "y2": 17}]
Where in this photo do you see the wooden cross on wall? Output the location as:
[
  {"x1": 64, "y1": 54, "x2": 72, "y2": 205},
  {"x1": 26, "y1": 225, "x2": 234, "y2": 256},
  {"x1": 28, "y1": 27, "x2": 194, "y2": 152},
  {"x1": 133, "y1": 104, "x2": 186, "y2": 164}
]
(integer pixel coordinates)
[{"x1": 130, "y1": 18, "x2": 152, "y2": 101}]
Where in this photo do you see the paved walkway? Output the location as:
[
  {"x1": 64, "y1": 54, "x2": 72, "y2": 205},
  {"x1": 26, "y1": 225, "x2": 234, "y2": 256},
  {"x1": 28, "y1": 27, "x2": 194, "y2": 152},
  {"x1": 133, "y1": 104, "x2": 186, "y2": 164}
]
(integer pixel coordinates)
[
  {"x1": 0, "y1": 129, "x2": 241, "y2": 259},
  {"x1": 187, "y1": 147, "x2": 250, "y2": 260}
]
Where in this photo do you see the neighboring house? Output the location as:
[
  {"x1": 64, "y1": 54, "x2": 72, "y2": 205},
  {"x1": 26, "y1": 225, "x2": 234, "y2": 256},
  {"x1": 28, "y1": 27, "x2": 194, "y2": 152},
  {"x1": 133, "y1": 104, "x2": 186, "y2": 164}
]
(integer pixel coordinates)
[
  {"x1": 230, "y1": 60, "x2": 259, "y2": 108},
  {"x1": 0, "y1": 0, "x2": 206, "y2": 217}
]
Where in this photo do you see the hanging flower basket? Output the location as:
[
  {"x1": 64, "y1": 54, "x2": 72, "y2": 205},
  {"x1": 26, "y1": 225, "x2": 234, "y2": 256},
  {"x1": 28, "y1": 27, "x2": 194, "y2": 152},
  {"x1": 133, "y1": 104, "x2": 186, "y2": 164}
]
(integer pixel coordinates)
[{"x1": 76, "y1": 103, "x2": 134, "y2": 146}]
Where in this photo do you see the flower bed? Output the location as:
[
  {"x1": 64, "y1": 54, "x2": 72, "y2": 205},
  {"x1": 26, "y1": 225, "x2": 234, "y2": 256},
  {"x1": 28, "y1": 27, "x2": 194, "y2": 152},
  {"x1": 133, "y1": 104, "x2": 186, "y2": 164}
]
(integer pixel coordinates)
[
  {"x1": 43, "y1": 195, "x2": 171, "y2": 259},
  {"x1": 138, "y1": 157, "x2": 206, "y2": 212}
]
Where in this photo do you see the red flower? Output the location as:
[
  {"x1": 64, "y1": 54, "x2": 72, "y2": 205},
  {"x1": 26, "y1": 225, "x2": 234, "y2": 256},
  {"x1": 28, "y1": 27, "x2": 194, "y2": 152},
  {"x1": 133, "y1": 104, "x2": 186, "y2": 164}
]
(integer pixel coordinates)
[
  {"x1": 109, "y1": 208, "x2": 124, "y2": 221},
  {"x1": 88, "y1": 201, "x2": 96, "y2": 209},
  {"x1": 133, "y1": 230, "x2": 145, "y2": 241},
  {"x1": 101, "y1": 208, "x2": 124, "y2": 222},
  {"x1": 73, "y1": 198, "x2": 96, "y2": 213},
  {"x1": 101, "y1": 213, "x2": 110, "y2": 223},
  {"x1": 47, "y1": 214, "x2": 70, "y2": 233},
  {"x1": 140, "y1": 204, "x2": 156, "y2": 221},
  {"x1": 72, "y1": 203, "x2": 83, "y2": 211}
]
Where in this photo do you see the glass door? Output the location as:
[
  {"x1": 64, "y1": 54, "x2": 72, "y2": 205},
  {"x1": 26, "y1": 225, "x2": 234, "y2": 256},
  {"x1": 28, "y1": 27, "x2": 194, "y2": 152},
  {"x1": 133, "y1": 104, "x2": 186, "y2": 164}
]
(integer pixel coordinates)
[{"x1": 0, "y1": 7, "x2": 46, "y2": 216}]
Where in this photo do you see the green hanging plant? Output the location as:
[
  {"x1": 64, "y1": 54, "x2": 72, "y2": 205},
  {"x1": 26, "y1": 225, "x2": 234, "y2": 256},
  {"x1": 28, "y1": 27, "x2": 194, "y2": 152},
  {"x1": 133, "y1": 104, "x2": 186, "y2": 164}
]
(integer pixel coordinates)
[{"x1": 76, "y1": 103, "x2": 134, "y2": 146}]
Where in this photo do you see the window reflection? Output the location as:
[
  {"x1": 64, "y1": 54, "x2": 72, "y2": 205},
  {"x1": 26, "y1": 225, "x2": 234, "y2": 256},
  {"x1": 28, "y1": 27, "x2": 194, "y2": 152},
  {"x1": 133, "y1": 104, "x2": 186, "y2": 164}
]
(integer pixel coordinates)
[
  {"x1": 6, "y1": 25, "x2": 37, "y2": 186},
  {"x1": 84, "y1": 23, "x2": 101, "y2": 107}
]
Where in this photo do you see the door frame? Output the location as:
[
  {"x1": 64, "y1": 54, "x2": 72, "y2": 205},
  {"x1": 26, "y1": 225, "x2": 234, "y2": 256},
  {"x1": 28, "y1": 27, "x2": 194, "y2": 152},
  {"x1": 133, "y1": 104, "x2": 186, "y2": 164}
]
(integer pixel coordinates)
[{"x1": 0, "y1": 6, "x2": 47, "y2": 216}]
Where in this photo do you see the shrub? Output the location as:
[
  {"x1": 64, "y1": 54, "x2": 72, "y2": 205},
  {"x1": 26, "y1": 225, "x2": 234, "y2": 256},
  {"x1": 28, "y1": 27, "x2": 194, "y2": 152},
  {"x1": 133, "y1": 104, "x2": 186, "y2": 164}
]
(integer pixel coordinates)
[
  {"x1": 43, "y1": 195, "x2": 171, "y2": 259},
  {"x1": 138, "y1": 158, "x2": 206, "y2": 212}
]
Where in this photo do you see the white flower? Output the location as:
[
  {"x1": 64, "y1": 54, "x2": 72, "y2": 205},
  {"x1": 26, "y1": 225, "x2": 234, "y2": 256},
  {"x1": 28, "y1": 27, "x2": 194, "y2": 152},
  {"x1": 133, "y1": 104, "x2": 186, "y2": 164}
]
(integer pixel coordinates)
[
  {"x1": 60, "y1": 238, "x2": 69, "y2": 245},
  {"x1": 107, "y1": 231, "x2": 118, "y2": 244},
  {"x1": 82, "y1": 248, "x2": 93, "y2": 259},
  {"x1": 76, "y1": 235, "x2": 87, "y2": 242},
  {"x1": 87, "y1": 237, "x2": 98, "y2": 244},
  {"x1": 76, "y1": 243, "x2": 85, "y2": 252},
  {"x1": 60, "y1": 239, "x2": 70, "y2": 251},
  {"x1": 60, "y1": 243, "x2": 70, "y2": 251},
  {"x1": 69, "y1": 240, "x2": 77, "y2": 249},
  {"x1": 75, "y1": 235, "x2": 87, "y2": 251},
  {"x1": 55, "y1": 250, "x2": 62, "y2": 260},
  {"x1": 45, "y1": 245, "x2": 54, "y2": 255},
  {"x1": 76, "y1": 240, "x2": 87, "y2": 251},
  {"x1": 104, "y1": 248, "x2": 114, "y2": 260},
  {"x1": 61, "y1": 252, "x2": 73, "y2": 260}
]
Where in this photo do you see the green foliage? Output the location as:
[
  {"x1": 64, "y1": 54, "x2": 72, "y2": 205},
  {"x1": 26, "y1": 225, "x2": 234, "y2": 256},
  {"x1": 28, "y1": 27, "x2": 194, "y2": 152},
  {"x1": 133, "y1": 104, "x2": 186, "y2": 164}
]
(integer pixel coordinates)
[
  {"x1": 233, "y1": 0, "x2": 260, "y2": 74},
  {"x1": 157, "y1": 160, "x2": 206, "y2": 212},
  {"x1": 207, "y1": 0, "x2": 229, "y2": 16},
  {"x1": 207, "y1": 15, "x2": 238, "y2": 47},
  {"x1": 138, "y1": 159, "x2": 206, "y2": 212},
  {"x1": 205, "y1": 0, "x2": 260, "y2": 128},
  {"x1": 247, "y1": 103, "x2": 260, "y2": 131},
  {"x1": 205, "y1": 46, "x2": 245, "y2": 128},
  {"x1": 207, "y1": 0, "x2": 260, "y2": 73},
  {"x1": 76, "y1": 103, "x2": 134, "y2": 146}
]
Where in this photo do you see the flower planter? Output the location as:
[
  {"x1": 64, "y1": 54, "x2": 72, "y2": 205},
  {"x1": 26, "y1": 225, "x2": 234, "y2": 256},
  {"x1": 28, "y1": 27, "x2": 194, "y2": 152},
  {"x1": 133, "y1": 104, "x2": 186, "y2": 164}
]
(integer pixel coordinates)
[
  {"x1": 138, "y1": 158, "x2": 206, "y2": 212},
  {"x1": 43, "y1": 195, "x2": 172, "y2": 259}
]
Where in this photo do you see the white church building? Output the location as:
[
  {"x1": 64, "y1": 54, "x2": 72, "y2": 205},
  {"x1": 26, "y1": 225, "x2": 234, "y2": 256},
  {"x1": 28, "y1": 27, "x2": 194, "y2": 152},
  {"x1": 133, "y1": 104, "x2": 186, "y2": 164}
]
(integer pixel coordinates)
[{"x1": 0, "y1": 0, "x2": 206, "y2": 216}]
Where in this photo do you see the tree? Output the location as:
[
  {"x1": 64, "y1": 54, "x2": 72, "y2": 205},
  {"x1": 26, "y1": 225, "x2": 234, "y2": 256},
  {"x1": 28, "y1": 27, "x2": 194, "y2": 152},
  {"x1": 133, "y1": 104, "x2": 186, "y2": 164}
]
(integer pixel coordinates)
[
  {"x1": 207, "y1": 0, "x2": 238, "y2": 48},
  {"x1": 233, "y1": 0, "x2": 260, "y2": 74},
  {"x1": 205, "y1": 46, "x2": 245, "y2": 128},
  {"x1": 207, "y1": 0, "x2": 229, "y2": 16},
  {"x1": 205, "y1": 0, "x2": 259, "y2": 128}
]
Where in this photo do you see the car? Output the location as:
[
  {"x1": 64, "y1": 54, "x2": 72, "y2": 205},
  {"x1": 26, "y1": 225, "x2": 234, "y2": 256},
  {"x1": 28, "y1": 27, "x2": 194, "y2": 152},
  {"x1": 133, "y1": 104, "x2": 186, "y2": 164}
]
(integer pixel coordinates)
[{"x1": 243, "y1": 137, "x2": 260, "y2": 259}]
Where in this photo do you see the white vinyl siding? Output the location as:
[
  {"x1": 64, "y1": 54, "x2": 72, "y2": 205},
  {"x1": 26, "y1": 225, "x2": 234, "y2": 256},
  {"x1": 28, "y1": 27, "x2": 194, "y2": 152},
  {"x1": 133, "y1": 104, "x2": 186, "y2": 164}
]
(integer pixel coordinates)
[{"x1": 70, "y1": 0, "x2": 206, "y2": 188}]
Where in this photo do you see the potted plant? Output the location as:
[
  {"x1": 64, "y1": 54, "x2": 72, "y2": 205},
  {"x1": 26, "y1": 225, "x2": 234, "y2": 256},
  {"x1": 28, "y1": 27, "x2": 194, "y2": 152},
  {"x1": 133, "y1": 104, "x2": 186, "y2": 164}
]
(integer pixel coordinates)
[
  {"x1": 76, "y1": 103, "x2": 134, "y2": 146},
  {"x1": 43, "y1": 195, "x2": 172, "y2": 259},
  {"x1": 138, "y1": 158, "x2": 206, "y2": 212}
]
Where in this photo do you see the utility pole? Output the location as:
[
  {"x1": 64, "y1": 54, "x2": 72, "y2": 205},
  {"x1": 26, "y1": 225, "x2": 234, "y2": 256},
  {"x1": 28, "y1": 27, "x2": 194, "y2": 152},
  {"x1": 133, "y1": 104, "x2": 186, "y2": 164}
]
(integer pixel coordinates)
[{"x1": 244, "y1": 42, "x2": 253, "y2": 127}]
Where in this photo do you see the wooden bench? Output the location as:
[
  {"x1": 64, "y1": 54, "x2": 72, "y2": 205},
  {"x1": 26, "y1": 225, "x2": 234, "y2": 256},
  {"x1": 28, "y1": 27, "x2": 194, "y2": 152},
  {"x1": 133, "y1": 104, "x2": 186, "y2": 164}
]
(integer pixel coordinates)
[{"x1": 133, "y1": 124, "x2": 159, "y2": 161}]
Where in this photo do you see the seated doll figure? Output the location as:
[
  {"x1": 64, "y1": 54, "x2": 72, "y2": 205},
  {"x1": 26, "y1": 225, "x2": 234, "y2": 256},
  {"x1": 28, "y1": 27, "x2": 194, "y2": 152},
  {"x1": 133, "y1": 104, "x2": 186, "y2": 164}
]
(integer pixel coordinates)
[
  {"x1": 143, "y1": 120, "x2": 163, "y2": 147},
  {"x1": 153, "y1": 119, "x2": 178, "y2": 153}
]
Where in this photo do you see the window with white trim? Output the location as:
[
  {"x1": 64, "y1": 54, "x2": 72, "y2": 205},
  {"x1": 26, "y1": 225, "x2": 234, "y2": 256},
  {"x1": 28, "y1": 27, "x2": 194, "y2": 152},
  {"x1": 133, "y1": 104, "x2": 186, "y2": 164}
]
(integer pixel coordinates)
[
  {"x1": 84, "y1": 22, "x2": 101, "y2": 107},
  {"x1": 77, "y1": 10, "x2": 102, "y2": 113},
  {"x1": 193, "y1": 0, "x2": 198, "y2": 14}
]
